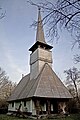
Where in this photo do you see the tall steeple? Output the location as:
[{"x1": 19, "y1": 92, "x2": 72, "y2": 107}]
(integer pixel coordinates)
[
  {"x1": 36, "y1": 8, "x2": 45, "y2": 43},
  {"x1": 29, "y1": 8, "x2": 53, "y2": 80},
  {"x1": 29, "y1": 8, "x2": 53, "y2": 52}
]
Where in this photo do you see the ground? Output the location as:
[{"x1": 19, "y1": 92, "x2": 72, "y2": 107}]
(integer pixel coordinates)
[{"x1": 0, "y1": 114, "x2": 80, "y2": 120}]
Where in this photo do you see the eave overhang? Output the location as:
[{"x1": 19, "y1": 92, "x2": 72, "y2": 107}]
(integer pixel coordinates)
[{"x1": 29, "y1": 41, "x2": 53, "y2": 52}]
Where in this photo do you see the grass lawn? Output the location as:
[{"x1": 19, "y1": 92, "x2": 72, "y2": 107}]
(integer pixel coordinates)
[{"x1": 0, "y1": 114, "x2": 80, "y2": 120}]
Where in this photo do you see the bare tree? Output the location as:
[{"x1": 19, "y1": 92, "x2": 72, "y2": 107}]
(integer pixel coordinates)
[
  {"x1": 74, "y1": 54, "x2": 80, "y2": 63},
  {"x1": 0, "y1": 67, "x2": 16, "y2": 100},
  {"x1": 64, "y1": 67, "x2": 80, "y2": 101},
  {"x1": 28, "y1": 0, "x2": 80, "y2": 62},
  {"x1": 0, "y1": 7, "x2": 5, "y2": 19}
]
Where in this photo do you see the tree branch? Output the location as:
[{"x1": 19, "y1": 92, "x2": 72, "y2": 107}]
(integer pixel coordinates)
[
  {"x1": 65, "y1": 11, "x2": 80, "y2": 26},
  {"x1": 65, "y1": 0, "x2": 80, "y2": 10}
]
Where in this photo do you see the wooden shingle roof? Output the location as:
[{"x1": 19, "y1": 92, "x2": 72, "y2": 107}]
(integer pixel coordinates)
[{"x1": 8, "y1": 63, "x2": 72, "y2": 101}]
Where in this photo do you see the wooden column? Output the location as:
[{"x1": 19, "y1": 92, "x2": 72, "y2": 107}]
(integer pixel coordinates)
[
  {"x1": 36, "y1": 100, "x2": 40, "y2": 119},
  {"x1": 47, "y1": 100, "x2": 51, "y2": 115}
]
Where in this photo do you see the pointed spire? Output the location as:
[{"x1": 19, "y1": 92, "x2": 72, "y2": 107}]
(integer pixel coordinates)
[{"x1": 36, "y1": 7, "x2": 46, "y2": 43}]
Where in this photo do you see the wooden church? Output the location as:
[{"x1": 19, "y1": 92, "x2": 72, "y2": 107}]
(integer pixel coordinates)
[{"x1": 8, "y1": 8, "x2": 72, "y2": 116}]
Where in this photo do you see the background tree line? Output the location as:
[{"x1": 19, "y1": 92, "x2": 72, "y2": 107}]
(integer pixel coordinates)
[
  {"x1": 0, "y1": 67, "x2": 16, "y2": 114},
  {"x1": 64, "y1": 67, "x2": 80, "y2": 113}
]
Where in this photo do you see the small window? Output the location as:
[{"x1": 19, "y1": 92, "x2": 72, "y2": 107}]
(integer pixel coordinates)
[
  {"x1": 24, "y1": 101, "x2": 26, "y2": 107},
  {"x1": 12, "y1": 102, "x2": 14, "y2": 107}
]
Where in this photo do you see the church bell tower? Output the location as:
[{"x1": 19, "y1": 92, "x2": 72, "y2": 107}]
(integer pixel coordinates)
[{"x1": 29, "y1": 8, "x2": 53, "y2": 80}]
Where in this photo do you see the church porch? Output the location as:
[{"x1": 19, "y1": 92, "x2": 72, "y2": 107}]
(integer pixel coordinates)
[{"x1": 32, "y1": 97, "x2": 69, "y2": 116}]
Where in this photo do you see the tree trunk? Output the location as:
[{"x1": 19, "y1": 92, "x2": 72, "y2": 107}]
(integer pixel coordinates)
[{"x1": 74, "y1": 82, "x2": 79, "y2": 102}]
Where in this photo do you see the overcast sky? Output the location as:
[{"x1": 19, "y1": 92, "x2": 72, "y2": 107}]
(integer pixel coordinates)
[{"x1": 0, "y1": 0, "x2": 80, "y2": 83}]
